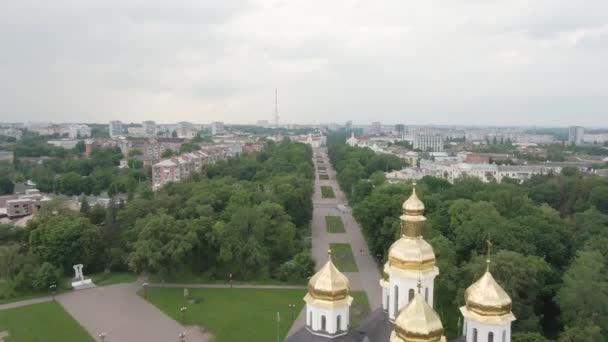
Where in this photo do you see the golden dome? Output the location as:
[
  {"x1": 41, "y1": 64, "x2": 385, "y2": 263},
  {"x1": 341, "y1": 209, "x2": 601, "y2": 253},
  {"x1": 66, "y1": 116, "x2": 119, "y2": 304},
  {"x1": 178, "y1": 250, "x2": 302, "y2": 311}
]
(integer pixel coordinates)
[
  {"x1": 403, "y1": 186, "x2": 424, "y2": 216},
  {"x1": 465, "y1": 270, "x2": 512, "y2": 316},
  {"x1": 388, "y1": 237, "x2": 436, "y2": 271},
  {"x1": 392, "y1": 292, "x2": 444, "y2": 342},
  {"x1": 307, "y1": 252, "x2": 350, "y2": 301}
]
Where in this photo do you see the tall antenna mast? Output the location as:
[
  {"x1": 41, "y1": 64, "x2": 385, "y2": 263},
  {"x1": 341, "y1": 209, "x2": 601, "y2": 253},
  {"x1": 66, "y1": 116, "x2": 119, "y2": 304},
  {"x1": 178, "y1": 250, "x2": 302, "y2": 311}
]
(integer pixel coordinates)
[{"x1": 274, "y1": 89, "x2": 279, "y2": 128}]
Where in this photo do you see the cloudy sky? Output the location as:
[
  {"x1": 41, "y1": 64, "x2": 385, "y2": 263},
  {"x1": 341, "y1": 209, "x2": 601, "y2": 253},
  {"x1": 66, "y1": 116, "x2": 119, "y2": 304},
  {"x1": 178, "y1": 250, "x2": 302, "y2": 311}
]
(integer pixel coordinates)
[{"x1": 1, "y1": 0, "x2": 607, "y2": 126}]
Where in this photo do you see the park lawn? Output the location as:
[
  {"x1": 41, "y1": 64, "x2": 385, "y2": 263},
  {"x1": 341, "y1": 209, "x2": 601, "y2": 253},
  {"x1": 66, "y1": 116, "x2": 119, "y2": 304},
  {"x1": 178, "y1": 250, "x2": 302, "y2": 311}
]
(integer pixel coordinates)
[
  {"x1": 146, "y1": 288, "x2": 306, "y2": 342},
  {"x1": 350, "y1": 291, "x2": 371, "y2": 328},
  {"x1": 0, "y1": 301, "x2": 93, "y2": 342},
  {"x1": 329, "y1": 243, "x2": 359, "y2": 272},
  {"x1": 325, "y1": 216, "x2": 345, "y2": 233},
  {"x1": 90, "y1": 271, "x2": 137, "y2": 286},
  {"x1": 321, "y1": 186, "x2": 335, "y2": 198},
  {"x1": 319, "y1": 174, "x2": 329, "y2": 180},
  {"x1": 148, "y1": 269, "x2": 306, "y2": 285}
]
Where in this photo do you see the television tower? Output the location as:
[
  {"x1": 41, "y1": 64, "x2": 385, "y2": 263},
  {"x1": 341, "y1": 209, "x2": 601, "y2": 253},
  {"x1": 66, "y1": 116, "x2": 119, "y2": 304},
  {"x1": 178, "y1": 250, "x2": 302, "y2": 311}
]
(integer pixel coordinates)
[{"x1": 274, "y1": 89, "x2": 279, "y2": 128}]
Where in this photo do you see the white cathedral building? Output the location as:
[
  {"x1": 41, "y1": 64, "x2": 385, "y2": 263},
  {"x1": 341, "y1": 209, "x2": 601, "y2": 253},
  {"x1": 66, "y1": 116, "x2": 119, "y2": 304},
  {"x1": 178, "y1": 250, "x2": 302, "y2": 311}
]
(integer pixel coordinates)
[{"x1": 288, "y1": 188, "x2": 516, "y2": 342}]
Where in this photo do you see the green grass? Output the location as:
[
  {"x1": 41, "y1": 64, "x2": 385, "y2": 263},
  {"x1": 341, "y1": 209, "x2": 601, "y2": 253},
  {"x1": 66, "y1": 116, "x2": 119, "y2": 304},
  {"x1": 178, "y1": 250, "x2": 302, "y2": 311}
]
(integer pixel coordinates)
[
  {"x1": 319, "y1": 174, "x2": 329, "y2": 180},
  {"x1": 148, "y1": 270, "x2": 306, "y2": 285},
  {"x1": 146, "y1": 288, "x2": 306, "y2": 342},
  {"x1": 329, "y1": 243, "x2": 359, "y2": 272},
  {"x1": 321, "y1": 186, "x2": 335, "y2": 198},
  {"x1": 325, "y1": 216, "x2": 345, "y2": 233},
  {"x1": 90, "y1": 272, "x2": 137, "y2": 286},
  {"x1": 0, "y1": 301, "x2": 93, "y2": 342},
  {"x1": 350, "y1": 291, "x2": 371, "y2": 328}
]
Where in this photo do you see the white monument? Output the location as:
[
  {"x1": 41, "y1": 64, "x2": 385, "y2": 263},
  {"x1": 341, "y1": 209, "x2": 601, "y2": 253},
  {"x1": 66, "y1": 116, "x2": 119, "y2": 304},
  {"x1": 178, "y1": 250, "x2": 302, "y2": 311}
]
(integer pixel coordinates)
[{"x1": 71, "y1": 264, "x2": 95, "y2": 290}]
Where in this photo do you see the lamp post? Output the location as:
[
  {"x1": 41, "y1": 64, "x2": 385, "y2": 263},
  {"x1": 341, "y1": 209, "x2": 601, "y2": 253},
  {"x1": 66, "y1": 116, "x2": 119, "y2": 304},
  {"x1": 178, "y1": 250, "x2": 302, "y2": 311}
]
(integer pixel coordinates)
[
  {"x1": 178, "y1": 332, "x2": 186, "y2": 342},
  {"x1": 180, "y1": 306, "x2": 187, "y2": 325},
  {"x1": 98, "y1": 332, "x2": 107, "y2": 342},
  {"x1": 142, "y1": 282, "x2": 149, "y2": 299},
  {"x1": 49, "y1": 284, "x2": 57, "y2": 301},
  {"x1": 228, "y1": 273, "x2": 233, "y2": 288},
  {"x1": 288, "y1": 304, "x2": 296, "y2": 321}
]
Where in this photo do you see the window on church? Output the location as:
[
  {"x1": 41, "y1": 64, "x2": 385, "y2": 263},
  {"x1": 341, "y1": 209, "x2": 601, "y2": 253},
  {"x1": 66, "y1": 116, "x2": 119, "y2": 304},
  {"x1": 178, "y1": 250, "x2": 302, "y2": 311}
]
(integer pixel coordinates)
[
  {"x1": 488, "y1": 331, "x2": 494, "y2": 342},
  {"x1": 408, "y1": 289, "x2": 415, "y2": 301},
  {"x1": 308, "y1": 311, "x2": 312, "y2": 327},
  {"x1": 425, "y1": 287, "x2": 429, "y2": 302},
  {"x1": 473, "y1": 328, "x2": 478, "y2": 342},
  {"x1": 502, "y1": 330, "x2": 506, "y2": 342},
  {"x1": 321, "y1": 315, "x2": 326, "y2": 331},
  {"x1": 394, "y1": 286, "x2": 399, "y2": 317},
  {"x1": 337, "y1": 315, "x2": 342, "y2": 331}
]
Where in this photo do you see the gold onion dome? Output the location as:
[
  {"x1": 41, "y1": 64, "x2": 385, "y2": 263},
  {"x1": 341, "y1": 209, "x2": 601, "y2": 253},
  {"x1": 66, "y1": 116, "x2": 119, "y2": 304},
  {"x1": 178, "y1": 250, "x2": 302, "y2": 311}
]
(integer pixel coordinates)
[
  {"x1": 389, "y1": 186, "x2": 436, "y2": 271},
  {"x1": 392, "y1": 292, "x2": 445, "y2": 342},
  {"x1": 403, "y1": 186, "x2": 425, "y2": 215},
  {"x1": 465, "y1": 268, "x2": 512, "y2": 317},
  {"x1": 307, "y1": 251, "x2": 350, "y2": 301}
]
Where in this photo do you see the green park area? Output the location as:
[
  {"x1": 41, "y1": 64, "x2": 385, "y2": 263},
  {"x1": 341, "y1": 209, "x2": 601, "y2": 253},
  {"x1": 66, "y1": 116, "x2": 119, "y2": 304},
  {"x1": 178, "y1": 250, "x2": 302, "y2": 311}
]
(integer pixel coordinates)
[
  {"x1": 321, "y1": 186, "x2": 335, "y2": 198},
  {"x1": 350, "y1": 291, "x2": 371, "y2": 328},
  {"x1": 0, "y1": 302, "x2": 93, "y2": 342},
  {"x1": 325, "y1": 216, "x2": 345, "y2": 233},
  {"x1": 319, "y1": 174, "x2": 329, "y2": 180},
  {"x1": 146, "y1": 287, "x2": 305, "y2": 342},
  {"x1": 329, "y1": 243, "x2": 358, "y2": 272}
]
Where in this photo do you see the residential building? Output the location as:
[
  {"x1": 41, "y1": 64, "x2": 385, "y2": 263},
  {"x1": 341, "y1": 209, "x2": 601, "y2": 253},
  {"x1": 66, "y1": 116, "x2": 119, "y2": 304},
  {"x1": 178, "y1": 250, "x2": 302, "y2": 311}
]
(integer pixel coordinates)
[
  {"x1": 210, "y1": 122, "x2": 225, "y2": 135},
  {"x1": 142, "y1": 120, "x2": 157, "y2": 136},
  {"x1": 0, "y1": 189, "x2": 48, "y2": 218},
  {"x1": 152, "y1": 145, "x2": 241, "y2": 191},
  {"x1": 47, "y1": 139, "x2": 79, "y2": 149},
  {"x1": 0, "y1": 127, "x2": 23, "y2": 140},
  {"x1": 568, "y1": 126, "x2": 585, "y2": 145},
  {"x1": 413, "y1": 128, "x2": 444, "y2": 152},
  {"x1": 68, "y1": 124, "x2": 91, "y2": 139},
  {"x1": 109, "y1": 120, "x2": 124, "y2": 137}
]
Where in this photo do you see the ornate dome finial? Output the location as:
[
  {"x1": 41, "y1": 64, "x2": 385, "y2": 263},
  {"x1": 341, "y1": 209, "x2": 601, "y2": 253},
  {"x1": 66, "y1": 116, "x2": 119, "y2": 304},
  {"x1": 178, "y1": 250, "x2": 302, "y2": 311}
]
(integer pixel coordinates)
[
  {"x1": 307, "y1": 249, "x2": 350, "y2": 302},
  {"x1": 391, "y1": 292, "x2": 445, "y2": 342},
  {"x1": 403, "y1": 184, "x2": 424, "y2": 216}
]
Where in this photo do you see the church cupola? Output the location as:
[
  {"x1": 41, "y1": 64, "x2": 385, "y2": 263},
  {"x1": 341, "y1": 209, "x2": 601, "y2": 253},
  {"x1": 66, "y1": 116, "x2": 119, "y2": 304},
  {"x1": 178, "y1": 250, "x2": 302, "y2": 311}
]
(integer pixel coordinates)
[
  {"x1": 304, "y1": 250, "x2": 353, "y2": 337},
  {"x1": 390, "y1": 281, "x2": 446, "y2": 342},
  {"x1": 460, "y1": 241, "x2": 516, "y2": 342},
  {"x1": 383, "y1": 185, "x2": 439, "y2": 321}
]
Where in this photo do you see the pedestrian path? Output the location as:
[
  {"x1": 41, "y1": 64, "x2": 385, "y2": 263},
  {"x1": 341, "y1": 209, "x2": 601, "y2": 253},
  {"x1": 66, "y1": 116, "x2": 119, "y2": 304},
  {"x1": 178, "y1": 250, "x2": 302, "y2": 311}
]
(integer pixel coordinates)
[
  {"x1": 287, "y1": 148, "x2": 381, "y2": 337},
  {"x1": 0, "y1": 296, "x2": 52, "y2": 311}
]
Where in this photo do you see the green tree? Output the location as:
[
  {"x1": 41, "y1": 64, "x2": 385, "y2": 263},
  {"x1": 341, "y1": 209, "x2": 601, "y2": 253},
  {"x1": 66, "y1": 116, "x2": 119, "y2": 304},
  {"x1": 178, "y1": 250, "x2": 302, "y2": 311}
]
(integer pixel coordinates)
[
  {"x1": 0, "y1": 177, "x2": 14, "y2": 195},
  {"x1": 79, "y1": 196, "x2": 90, "y2": 216},
  {"x1": 32, "y1": 262, "x2": 61, "y2": 291},
  {"x1": 127, "y1": 212, "x2": 197, "y2": 276},
  {"x1": 512, "y1": 332, "x2": 549, "y2": 342},
  {"x1": 29, "y1": 213, "x2": 103, "y2": 273},
  {"x1": 556, "y1": 251, "x2": 608, "y2": 335}
]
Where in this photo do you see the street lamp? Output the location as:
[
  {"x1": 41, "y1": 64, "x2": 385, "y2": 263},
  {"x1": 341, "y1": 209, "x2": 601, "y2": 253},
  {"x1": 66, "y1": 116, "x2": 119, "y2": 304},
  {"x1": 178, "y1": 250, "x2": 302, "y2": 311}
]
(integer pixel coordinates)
[
  {"x1": 142, "y1": 282, "x2": 149, "y2": 299},
  {"x1": 180, "y1": 307, "x2": 187, "y2": 325},
  {"x1": 98, "y1": 332, "x2": 107, "y2": 342},
  {"x1": 178, "y1": 332, "x2": 186, "y2": 342},
  {"x1": 49, "y1": 284, "x2": 57, "y2": 301},
  {"x1": 288, "y1": 304, "x2": 296, "y2": 321}
]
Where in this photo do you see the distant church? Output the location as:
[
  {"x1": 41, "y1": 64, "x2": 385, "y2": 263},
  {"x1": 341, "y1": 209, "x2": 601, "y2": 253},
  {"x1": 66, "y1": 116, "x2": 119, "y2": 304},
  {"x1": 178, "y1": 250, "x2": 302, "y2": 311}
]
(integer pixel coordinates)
[{"x1": 288, "y1": 188, "x2": 516, "y2": 342}]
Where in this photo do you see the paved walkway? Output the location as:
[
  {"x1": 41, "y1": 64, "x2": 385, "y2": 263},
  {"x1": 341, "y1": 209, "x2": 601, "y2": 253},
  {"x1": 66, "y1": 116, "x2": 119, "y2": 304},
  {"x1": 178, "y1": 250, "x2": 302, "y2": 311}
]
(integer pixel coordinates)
[
  {"x1": 287, "y1": 148, "x2": 381, "y2": 337},
  {"x1": 0, "y1": 296, "x2": 52, "y2": 311},
  {"x1": 57, "y1": 282, "x2": 210, "y2": 342}
]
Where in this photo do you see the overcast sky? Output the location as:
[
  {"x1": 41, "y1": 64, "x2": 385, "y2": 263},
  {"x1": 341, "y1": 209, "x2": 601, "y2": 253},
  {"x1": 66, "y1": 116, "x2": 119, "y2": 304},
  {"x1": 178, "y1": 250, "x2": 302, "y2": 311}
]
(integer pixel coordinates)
[{"x1": 1, "y1": 0, "x2": 607, "y2": 126}]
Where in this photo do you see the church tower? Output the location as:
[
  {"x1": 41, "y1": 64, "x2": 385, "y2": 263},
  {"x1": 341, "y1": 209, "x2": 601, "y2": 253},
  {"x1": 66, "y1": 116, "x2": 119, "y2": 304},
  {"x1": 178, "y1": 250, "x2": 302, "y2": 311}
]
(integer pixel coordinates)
[
  {"x1": 460, "y1": 241, "x2": 516, "y2": 342},
  {"x1": 390, "y1": 281, "x2": 447, "y2": 342},
  {"x1": 383, "y1": 186, "x2": 439, "y2": 321},
  {"x1": 304, "y1": 250, "x2": 353, "y2": 338}
]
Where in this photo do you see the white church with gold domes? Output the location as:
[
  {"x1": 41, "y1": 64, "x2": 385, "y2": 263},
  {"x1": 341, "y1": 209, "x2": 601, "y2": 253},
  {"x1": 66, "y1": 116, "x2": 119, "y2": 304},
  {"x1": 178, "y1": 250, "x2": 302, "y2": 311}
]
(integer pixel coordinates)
[{"x1": 288, "y1": 187, "x2": 516, "y2": 342}]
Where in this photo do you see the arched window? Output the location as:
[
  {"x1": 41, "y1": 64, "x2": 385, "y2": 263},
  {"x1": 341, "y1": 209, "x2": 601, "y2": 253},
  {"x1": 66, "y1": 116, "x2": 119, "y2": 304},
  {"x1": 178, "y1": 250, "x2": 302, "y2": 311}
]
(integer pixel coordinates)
[
  {"x1": 394, "y1": 285, "x2": 399, "y2": 317},
  {"x1": 502, "y1": 330, "x2": 506, "y2": 342},
  {"x1": 321, "y1": 315, "x2": 326, "y2": 331},
  {"x1": 308, "y1": 311, "x2": 312, "y2": 327},
  {"x1": 336, "y1": 315, "x2": 342, "y2": 331},
  {"x1": 408, "y1": 289, "x2": 415, "y2": 301},
  {"x1": 385, "y1": 293, "x2": 389, "y2": 311},
  {"x1": 425, "y1": 287, "x2": 429, "y2": 302},
  {"x1": 473, "y1": 328, "x2": 478, "y2": 342},
  {"x1": 488, "y1": 331, "x2": 494, "y2": 342}
]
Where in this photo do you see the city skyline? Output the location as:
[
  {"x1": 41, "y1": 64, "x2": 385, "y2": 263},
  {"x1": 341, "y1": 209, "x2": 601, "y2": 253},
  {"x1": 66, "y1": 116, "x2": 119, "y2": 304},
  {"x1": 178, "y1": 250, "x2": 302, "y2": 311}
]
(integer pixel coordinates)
[{"x1": 1, "y1": 1, "x2": 607, "y2": 126}]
